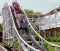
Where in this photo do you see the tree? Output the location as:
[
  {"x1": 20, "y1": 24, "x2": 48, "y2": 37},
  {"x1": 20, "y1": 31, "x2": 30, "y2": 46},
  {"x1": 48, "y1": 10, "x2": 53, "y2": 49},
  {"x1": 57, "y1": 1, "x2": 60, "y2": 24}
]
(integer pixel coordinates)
[
  {"x1": 24, "y1": 9, "x2": 43, "y2": 17},
  {"x1": 24, "y1": 9, "x2": 34, "y2": 17}
]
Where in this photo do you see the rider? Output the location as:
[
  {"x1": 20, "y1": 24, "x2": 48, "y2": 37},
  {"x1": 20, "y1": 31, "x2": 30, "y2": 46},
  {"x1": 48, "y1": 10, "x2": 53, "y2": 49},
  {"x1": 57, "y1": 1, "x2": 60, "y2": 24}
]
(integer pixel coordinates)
[
  {"x1": 10, "y1": 2, "x2": 29, "y2": 33},
  {"x1": 19, "y1": 14, "x2": 29, "y2": 33}
]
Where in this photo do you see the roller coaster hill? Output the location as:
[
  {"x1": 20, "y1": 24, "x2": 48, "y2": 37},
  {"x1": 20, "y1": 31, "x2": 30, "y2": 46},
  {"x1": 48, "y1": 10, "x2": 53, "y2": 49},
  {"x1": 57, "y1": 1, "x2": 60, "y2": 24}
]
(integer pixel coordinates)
[
  {"x1": 10, "y1": 2, "x2": 47, "y2": 51},
  {"x1": 2, "y1": 0, "x2": 60, "y2": 51},
  {"x1": 2, "y1": 1, "x2": 47, "y2": 51}
]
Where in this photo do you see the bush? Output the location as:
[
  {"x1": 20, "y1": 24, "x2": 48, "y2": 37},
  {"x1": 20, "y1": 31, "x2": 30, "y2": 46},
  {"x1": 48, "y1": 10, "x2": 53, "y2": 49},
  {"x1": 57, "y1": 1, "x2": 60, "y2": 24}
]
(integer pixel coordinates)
[
  {"x1": 0, "y1": 24, "x2": 3, "y2": 32},
  {"x1": 46, "y1": 37, "x2": 60, "y2": 42}
]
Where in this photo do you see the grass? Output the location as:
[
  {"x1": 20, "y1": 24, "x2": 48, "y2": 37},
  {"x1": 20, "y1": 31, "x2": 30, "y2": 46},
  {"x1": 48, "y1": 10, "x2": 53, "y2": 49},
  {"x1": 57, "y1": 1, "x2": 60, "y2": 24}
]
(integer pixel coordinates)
[
  {"x1": 46, "y1": 37, "x2": 60, "y2": 42},
  {"x1": 47, "y1": 45, "x2": 55, "y2": 51},
  {"x1": 51, "y1": 42, "x2": 60, "y2": 45},
  {"x1": 45, "y1": 42, "x2": 60, "y2": 51}
]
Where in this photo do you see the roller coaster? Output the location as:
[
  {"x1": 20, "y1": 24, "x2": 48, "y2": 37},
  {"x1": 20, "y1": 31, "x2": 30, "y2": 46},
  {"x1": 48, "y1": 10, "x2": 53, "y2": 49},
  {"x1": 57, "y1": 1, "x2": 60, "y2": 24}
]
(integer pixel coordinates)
[{"x1": 2, "y1": 0, "x2": 60, "y2": 51}]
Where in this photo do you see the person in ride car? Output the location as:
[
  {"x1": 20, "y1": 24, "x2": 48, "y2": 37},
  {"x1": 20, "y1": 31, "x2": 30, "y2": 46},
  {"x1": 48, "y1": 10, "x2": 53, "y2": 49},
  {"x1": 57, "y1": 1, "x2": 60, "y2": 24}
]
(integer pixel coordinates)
[{"x1": 11, "y1": 2, "x2": 29, "y2": 33}]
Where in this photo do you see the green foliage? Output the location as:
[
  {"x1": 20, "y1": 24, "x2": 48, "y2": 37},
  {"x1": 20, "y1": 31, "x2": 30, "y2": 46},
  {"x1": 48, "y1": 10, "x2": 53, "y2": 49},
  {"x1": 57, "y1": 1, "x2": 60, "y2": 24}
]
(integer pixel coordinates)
[
  {"x1": 44, "y1": 43, "x2": 48, "y2": 48},
  {"x1": 46, "y1": 37, "x2": 60, "y2": 42},
  {"x1": 44, "y1": 41, "x2": 56, "y2": 51},
  {"x1": 24, "y1": 9, "x2": 42, "y2": 17},
  {"x1": 35, "y1": 35, "x2": 39, "y2": 41},
  {"x1": 13, "y1": 40, "x2": 19, "y2": 48},
  {"x1": 24, "y1": 9, "x2": 34, "y2": 17},
  {"x1": 47, "y1": 45, "x2": 55, "y2": 51},
  {"x1": 0, "y1": 24, "x2": 3, "y2": 32}
]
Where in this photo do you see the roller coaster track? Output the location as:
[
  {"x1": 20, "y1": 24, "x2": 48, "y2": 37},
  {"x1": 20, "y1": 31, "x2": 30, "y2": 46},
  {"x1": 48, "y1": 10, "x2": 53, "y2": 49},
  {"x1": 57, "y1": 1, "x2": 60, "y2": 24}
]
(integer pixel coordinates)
[
  {"x1": 19, "y1": 1, "x2": 60, "y2": 48},
  {"x1": 9, "y1": 2, "x2": 45, "y2": 51},
  {"x1": 2, "y1": 0, "x2": 60, "y2": 51},
  {"x1": 2, "y1": 1, "x2": 45, "y2": 51}
]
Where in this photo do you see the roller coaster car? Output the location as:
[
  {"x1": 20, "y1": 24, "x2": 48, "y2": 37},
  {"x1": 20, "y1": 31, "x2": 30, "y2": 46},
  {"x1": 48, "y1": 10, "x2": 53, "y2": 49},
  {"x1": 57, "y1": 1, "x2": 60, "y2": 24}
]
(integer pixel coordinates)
[
  {"x1": 10, "y1": 2, "x2": 24, "y2": 28},
  {"x1": 12, "y1": 2, "x2": 23, "y2": 14},
  {"x1": 10, "y1": 2, "x2": 29, "y2": 32}
]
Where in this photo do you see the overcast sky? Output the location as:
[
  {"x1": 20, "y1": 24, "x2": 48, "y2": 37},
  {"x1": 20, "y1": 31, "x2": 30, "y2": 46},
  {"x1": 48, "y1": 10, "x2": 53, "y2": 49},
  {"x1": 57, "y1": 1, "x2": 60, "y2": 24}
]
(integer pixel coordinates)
[
  {"x1": 0, "y1": 0, "x2": 60, "y2": 13},
  {"x1": 0, "y1": 0, "x2": 60, "y2": 23},
  {"x1": 21, "y1": 0, "x2": 60, "y2": 13}
]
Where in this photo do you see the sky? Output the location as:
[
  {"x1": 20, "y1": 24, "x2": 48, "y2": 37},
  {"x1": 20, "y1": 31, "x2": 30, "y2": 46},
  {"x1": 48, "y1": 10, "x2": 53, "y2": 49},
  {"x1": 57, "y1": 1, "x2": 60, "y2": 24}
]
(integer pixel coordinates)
[
  {"x1": 0, "y1": 0, "x2": 60, "y2": 23},
  {"x1": 21, "y1": 0, "x2": 60, "y2": 13},
  {"x1": 0, "y1": 0, "x2": 60, "y2": 13}
]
